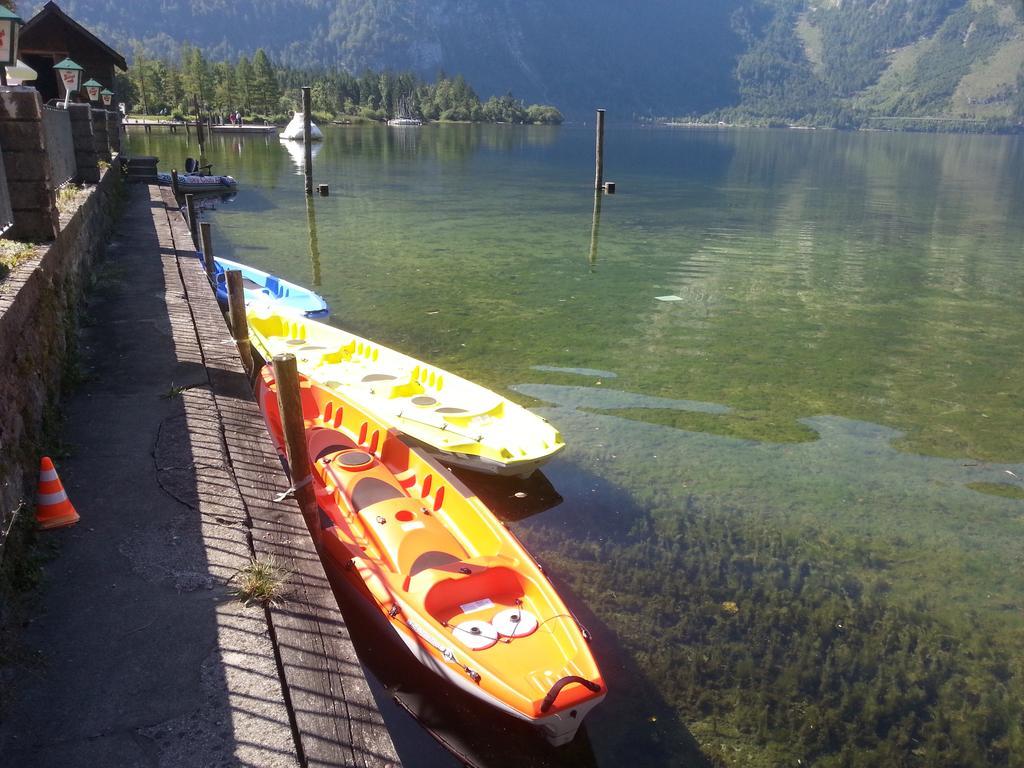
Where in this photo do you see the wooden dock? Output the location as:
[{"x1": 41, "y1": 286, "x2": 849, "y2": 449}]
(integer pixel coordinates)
[
  {"x1": 211, "y1": 123, "x2": 278, "y2": 134},
  {"x1": 123, "y1": 118, "x2": 278, "y2": 135},
  {"x1": 159, "y1": 183, "x2": 402, "y2": 767}
]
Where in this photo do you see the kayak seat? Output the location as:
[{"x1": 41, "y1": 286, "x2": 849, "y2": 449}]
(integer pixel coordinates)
[
  {"x1": 353, "y1": 497, "x2": 466, "y2": 576},
  {"x1": 422, "y1": 563, "x2": 524, "y2": 624},
  {"x1": 351, "y1": 476, "x2": 404, "y2": 511},
  {"x1": 407, "y1": 550, "x2": 462, "y2": 577},
  {"x1": 307, "y1": 428, "x2": 358, "y2": 462}
]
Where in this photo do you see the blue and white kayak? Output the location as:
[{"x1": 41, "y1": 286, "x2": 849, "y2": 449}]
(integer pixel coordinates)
[
  {"x1": 157, "y1": 171, "x2": 238, "y2": 193},
  {"x1": 209, "y1": 255, "x2": 329, "y2": 319}
]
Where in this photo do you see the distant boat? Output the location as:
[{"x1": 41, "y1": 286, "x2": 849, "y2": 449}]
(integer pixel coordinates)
[
  {"x1": 388, "y1": 95, "x2": 422, "y2": 126},
  {"x1": 156, "y1": 171, "x2": 238, "y2": 194},
  {"x1": 280, "y1": 112, "x2": 324, "y2": 141}
]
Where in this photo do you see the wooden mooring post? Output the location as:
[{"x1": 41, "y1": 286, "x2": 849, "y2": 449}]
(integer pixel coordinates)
[
  {"x1": 184, "y1": 193, "x2": 199, "y2": 248},
  {"x1": 594, "y1": 108, "x2": 605, "y2": 191},
  {"x1": 170, "y1": 169, "x2": 181, "y2": 200},
  {"x1": 199, "y1": 221, "x2": 216, "y2": 279},
  {"x1": 589, "y1": 190, "x2": 603, "y2": 271},
  {"x1": 193, "y1": 95, "x2": 207, "y2": 166},
  {"x1": 225, "y1": 270, "x2": 254, "y2": 375},
  {"x1": 271, "y1": 354, "x2": 320, "y2": 547},
  {"x1": 302, "y1": 86, "x2": 313, "y2": 196}
]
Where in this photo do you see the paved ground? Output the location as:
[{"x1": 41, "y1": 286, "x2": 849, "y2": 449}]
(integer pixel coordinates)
[{"x1": 0, "y1": 185, "x2": 299, "y2": 767}]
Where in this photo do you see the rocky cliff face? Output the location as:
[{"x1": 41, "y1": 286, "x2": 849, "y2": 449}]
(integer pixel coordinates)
[
  {"x1": 40, "y1": 0, "x2": 744, "y2": 114},
  {"x1": 31, "y1": 0, "x2": 1024, "y2": 120}
]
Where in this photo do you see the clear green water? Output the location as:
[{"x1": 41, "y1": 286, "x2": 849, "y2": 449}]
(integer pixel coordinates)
[{"x1": 129, "y1": 125, "x2": 1024, "y2": 767}]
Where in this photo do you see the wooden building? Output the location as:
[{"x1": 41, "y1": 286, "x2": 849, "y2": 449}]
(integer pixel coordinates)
[{"x1": 19, "y1": 1, "x2": 126, "y2": 104}]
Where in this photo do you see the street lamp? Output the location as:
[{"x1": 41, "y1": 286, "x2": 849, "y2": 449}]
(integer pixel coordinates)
[
  {"x1": 53, "y1": 58, "x2": 83, "y2": 109},
  {"x1": 0, "y1": 6, "x2": 24, "y2": 87},
  {"x1": 101, "y1": 88, "x2": 114, "y2": 107},
  {"x1": 83, "y1": 78, "x2": 102, "y2": 103}
]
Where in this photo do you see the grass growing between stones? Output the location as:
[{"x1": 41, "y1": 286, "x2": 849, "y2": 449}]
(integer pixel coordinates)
[
  {"x1": 232, "y1": 557, "x2": 288, "y2": 607},
  {"x1": 54, "y1": 184, "x2": 83, "y2": 215},
  {"x1": 0, "y1": 241, "x2": 37, "y2": 282}
]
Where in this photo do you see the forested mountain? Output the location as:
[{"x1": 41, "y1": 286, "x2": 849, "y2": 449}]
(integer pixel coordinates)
[{"x1": 27, "y1": 0, "x2": 1024, "y2": 124}]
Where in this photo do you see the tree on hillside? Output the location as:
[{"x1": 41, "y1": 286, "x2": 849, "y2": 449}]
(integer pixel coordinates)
[
  {"x1": 251, "y1": 49, "x2": 279, "y2": 114},
  {"x1": 482, "y1": 92, "x2": 527, "y2": 123},
  {"x1": 131, "y1": 44, "x2": 151, "y2": 115},
  {"x1": 181, "y1": 44, "x2": 213, "y2": 109},
  {"x1": 164, "y1": 66, "x2": 184, "y2": 113},
  {"x1": 212, "y1": 61, "x2": 234, "y2": 114},
  {"x1": 311, "y1": 77, "x2": 338, "y2": 114},
  {"x1": 235, "y1": 56, "x2": 254, "y2": 113},
  {"x1": 1016, "y1": 70, "x2": 1024, "y2": 118}
]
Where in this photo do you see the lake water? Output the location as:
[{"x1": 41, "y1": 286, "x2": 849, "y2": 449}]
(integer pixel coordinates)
[{"x1": 128, "y1": 124, "x2": 1024, "y2": 767}]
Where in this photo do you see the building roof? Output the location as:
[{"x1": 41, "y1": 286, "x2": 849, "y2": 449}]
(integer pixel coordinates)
[{"x1": 21, "y1": 1, "x2": 127, "y2": 71}]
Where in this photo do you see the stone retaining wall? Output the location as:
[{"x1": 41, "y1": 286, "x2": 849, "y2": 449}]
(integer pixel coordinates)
[{"x1": 0, "y1": 165, "x2": 122, "y2": 560}]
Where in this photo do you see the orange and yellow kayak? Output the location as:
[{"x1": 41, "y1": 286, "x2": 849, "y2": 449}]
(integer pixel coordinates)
[{"x1": 256, "y1": 365, "x2": 605, "y2": 746}]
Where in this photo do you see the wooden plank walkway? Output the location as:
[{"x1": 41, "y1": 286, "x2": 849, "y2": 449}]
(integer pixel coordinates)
[
  {"x1": 123, "y1": 119, "x2": 278, "y2": 135},
  {"x1": 158, "y1": 186, "x2": 401, "y2": 768}
]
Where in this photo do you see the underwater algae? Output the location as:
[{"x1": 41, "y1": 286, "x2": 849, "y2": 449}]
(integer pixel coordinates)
[{"x1": 516, "y1": 384, "x2": 1024, "y2": 767}]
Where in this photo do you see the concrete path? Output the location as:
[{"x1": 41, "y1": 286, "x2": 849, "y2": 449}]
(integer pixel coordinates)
[{"x1": 0, "y1": 185, "x2": 299, "y2": 767}]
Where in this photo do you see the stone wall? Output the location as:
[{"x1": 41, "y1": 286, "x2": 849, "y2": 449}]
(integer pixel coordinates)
[{"x1": 0, "y1": 165, "x2": 122, "y2": 562}]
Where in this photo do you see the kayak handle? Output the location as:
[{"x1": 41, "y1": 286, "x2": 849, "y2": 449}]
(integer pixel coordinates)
[{"x1": 540, "y1": 676, "x2": 601, "y2": 713}]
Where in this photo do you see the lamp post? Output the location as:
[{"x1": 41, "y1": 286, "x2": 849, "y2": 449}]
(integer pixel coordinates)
[
  {"x1": 83, "y1": 78, "x2": 102, "y2": 103},
  {"x1": 100, "y1": 88, "x2": 114, "y2": 107},
  {"x1": 54, "y1": 58, "x2": 83, "y2": 109},
  {"x1": 0, "y1": 6, "x2": 24, "y2": 88}
]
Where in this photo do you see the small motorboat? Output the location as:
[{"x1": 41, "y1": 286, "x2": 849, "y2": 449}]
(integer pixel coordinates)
[
  {"x1": 279, "y1": 112, "x2": 324, "y2": 141},
  {"x1": 246, "y1": 306, "x2": 564, "y2": 476},
  {"x1": 157, "y1": 171, "x2": 238, "y2": 194},
  {"x1": 210, "y1": 256, "x2": 329, "y2": 318},
  {"x1": 256, "y1": 365, "x2": 605, "y2": 746}
]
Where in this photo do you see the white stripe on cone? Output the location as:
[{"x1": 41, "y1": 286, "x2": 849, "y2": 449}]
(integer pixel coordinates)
[{"x1": 38, "y1": 490, "x2": 69, "y2": 506}]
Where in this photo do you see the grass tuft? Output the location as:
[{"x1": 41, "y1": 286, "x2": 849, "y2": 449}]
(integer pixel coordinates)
[
  {"x1": 55, "y1": 183, "x2": 83, "y2": 214},
  {"x1": 0, "y1": 240, "x2": 37, "y2": 281},
  {"x1": 160, "y1": 383, "x2": 193, "y2": 399},
  {"x1": 232, "y1": 557, "x2": 289, "y2": 607}
]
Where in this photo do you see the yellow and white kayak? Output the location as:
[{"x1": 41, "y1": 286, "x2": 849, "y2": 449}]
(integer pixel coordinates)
[{"x1": 246, "y1": 304, "x2": 564, "y2": 477}]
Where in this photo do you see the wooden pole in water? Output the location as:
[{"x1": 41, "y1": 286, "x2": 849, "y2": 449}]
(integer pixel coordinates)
[
  {"x1": 225, "y1": 270, "x2": 254, "y2": 375},
  {"x1": 305, "y1": 194, "x2": 322, "y2": 287},
  {"x1": 594, "y1": 108, "x2": 606, "y2": 191},
  {"x1": 588, "y1": 190, "x2": 603, "y2": 271},
  {"x1": 302, "y1": 86, "x2": 313, "y2": 196},
  {"x1": 272, "y1": 353, "x2": 319, "y2": 547},
  {"x1": 199, "y1": 221, "x2": 216, "y2": 279},
  {"x1": 193, "y1": 95, "x2": 206, "y2": 166},
  {"x1": 184, "y1": 194, "x2": 199, "y2": 248}
]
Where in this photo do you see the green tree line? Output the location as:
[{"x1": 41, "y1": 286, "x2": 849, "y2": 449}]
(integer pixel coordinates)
[{"x1": 116, "y1": 44, "x2": 562, "y2": 125}]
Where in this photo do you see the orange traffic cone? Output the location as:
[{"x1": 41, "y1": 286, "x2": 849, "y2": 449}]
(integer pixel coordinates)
[{"x1": 36, "y1": 456, "x2": 80, "y2": 530}]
